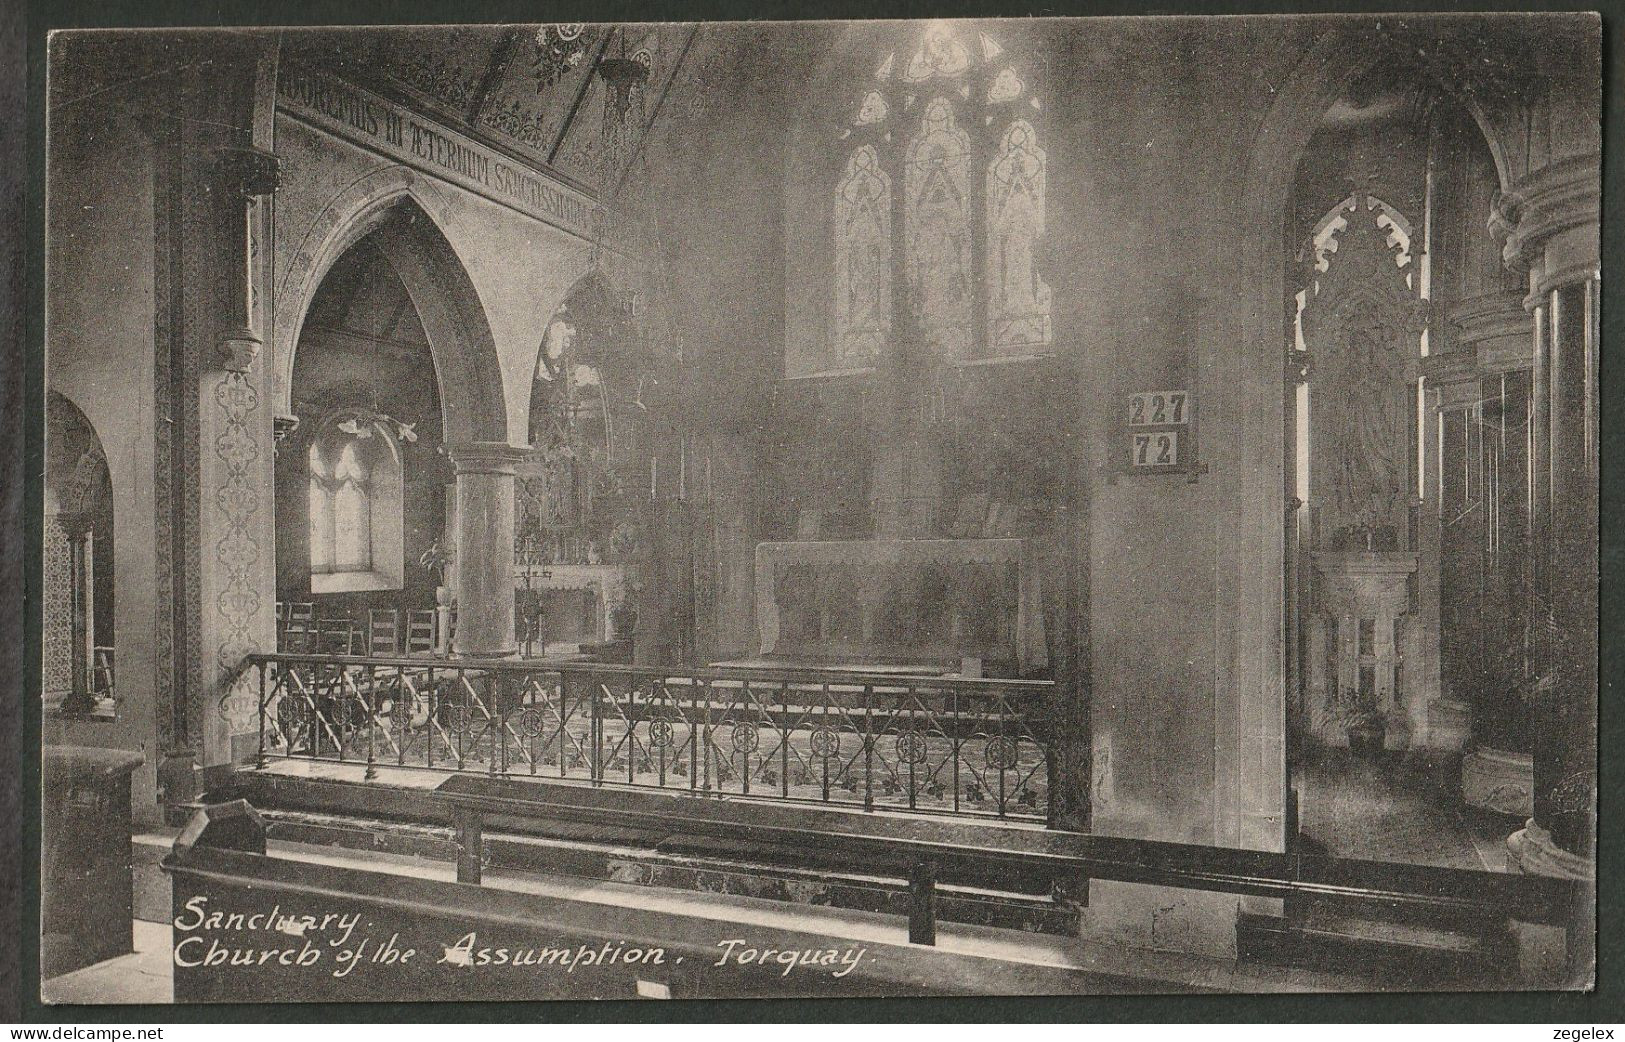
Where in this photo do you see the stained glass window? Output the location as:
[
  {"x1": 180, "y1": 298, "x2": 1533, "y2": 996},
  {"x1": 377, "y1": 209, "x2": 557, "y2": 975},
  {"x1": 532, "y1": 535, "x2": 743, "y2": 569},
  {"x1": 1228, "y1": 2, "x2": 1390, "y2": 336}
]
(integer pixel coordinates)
[
  {"x1": 904, "y1": 98, "x2": 973, "y2": 360},
  {"x1": 825, "y1": 25, "x2": 1049, "y2": 371},
  {"x1": 902, "y1": 24, "x2": 973, "y2": 82},
  {"x1": 987, "y1": 120, "x2": 1050, "y2": 350},
  {"x1": 834, "y1": 145, "x2": 892, "y2": 366}
]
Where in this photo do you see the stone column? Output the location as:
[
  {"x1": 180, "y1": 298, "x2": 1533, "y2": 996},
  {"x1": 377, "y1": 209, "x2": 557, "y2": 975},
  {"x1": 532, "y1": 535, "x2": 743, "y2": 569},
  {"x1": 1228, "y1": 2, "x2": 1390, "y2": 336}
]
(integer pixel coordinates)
[
  {"x1": 1491, "y1": 152, "x2": 1597, "y2": 895},
  {"x1": 197, "y1": 145, "x2": 281, "y2": 774},
  {"x1": 1423, "y1": 351, "x2": 1481, "y2": 756},
  {"x1": 445, "y1": 442, "x2": 527, "y2": 658},
  {"x1": 1437, "y1": 293, "x2": 1537, "y2": 814},
  {"x1": 56, "y1": 513, "x2": 98, "y2": 716}
]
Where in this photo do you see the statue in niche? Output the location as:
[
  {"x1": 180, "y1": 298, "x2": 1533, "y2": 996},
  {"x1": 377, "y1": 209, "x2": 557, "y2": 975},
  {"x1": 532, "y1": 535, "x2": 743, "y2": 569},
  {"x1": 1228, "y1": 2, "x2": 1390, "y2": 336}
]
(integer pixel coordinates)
[
  {"x1": 1300, "y1": 199, "x2": 1428, "y2": 548},
  {"x1": 1317, "y1": 323, "x2": 1412, "y2": 540}
]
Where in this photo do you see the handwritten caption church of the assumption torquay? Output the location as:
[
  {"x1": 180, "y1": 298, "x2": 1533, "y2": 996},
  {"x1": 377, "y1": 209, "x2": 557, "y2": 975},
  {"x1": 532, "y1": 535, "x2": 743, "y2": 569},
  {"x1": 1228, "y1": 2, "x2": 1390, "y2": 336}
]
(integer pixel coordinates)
[
  {"x1": 170, "y1": 895, "x2": 869, "y2": 982},
  {"x1": 277, "y1": 66, "x2": 625, "y2": 247}
]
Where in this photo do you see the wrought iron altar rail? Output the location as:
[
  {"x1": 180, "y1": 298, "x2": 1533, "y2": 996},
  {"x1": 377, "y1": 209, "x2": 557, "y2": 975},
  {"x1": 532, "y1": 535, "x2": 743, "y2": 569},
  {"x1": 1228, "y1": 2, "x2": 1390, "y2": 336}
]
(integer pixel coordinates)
[{"x1": 243, "y1": 653, "x2": 1055, "y2": 822}]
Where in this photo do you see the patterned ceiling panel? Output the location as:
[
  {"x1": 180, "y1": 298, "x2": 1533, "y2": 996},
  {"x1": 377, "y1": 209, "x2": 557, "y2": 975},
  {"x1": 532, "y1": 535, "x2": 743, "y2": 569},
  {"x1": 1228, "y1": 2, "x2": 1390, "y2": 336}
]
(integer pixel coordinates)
[
  {"x1": 474, "y1": 24, "x2": 608, "y2": 163},
  {"x1": 550, "y1": 71, "x2": 610, "y2": 188},
  {"x1": 369, "y1": 25, "x2": 512, "y2": 122},
  {"x1": 278, "y1": 24, "x2": 703, "y2": 199}
]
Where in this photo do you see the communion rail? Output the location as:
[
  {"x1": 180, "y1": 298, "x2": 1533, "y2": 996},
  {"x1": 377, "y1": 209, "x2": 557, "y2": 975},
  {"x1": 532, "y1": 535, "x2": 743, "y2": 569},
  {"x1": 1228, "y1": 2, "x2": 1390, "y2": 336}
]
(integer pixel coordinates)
[{"x1": 240, "y1": 653, "x2": 1055, "y2": 822}]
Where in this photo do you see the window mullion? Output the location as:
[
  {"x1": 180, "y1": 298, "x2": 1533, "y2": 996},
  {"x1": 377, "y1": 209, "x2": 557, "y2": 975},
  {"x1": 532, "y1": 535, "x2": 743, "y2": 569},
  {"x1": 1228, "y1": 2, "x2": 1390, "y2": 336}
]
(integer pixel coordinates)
[
  {"x1": 968, "y1": 77, "x2": 992, "y2": 364},
  {"x1": 882, "y1": 91, "x2": 909, "y2": 373}
]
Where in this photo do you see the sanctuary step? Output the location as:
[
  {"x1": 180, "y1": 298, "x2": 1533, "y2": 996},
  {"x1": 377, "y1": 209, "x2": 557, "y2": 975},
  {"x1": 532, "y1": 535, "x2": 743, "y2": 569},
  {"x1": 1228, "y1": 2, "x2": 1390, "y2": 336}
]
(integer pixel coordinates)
[
  {"x1": 1235, "y1": 900, "x2": 1514, "y2": 989},
  {"x1": 190, "y1": 779, "x2": 1081, "y2": 939}
]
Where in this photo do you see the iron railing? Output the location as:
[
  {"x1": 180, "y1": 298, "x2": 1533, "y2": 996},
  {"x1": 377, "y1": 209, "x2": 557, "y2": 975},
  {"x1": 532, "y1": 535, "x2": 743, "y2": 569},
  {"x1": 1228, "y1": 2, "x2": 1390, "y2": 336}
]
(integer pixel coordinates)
[{"x1": 244, "y1": 653, "x2": 1055, "y2": 822}]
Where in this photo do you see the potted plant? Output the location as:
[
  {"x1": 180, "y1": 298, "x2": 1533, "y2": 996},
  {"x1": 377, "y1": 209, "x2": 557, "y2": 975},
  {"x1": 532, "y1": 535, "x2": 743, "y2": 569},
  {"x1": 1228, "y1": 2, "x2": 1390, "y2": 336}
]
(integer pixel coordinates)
[{"x1": 419, "y1": 539, "x2": 454, "y2": 607}]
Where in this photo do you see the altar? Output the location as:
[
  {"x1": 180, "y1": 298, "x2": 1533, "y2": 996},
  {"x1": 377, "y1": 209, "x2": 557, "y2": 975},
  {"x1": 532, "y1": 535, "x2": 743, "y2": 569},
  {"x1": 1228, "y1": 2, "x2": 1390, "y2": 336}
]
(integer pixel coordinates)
[
  {"x1": 722, "y1": 538, "x2": 1047, "y2": 676},
  {"x1": 514, "y1": 561, "x2": 627, "y2": 653}
]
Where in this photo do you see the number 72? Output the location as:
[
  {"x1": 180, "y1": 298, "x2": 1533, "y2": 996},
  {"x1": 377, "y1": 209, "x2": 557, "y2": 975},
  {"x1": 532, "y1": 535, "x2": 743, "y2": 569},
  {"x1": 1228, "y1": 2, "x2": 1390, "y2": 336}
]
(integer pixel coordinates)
[{"x1": 1132, "y1": 431, "x2": 1179, "y2": 466}]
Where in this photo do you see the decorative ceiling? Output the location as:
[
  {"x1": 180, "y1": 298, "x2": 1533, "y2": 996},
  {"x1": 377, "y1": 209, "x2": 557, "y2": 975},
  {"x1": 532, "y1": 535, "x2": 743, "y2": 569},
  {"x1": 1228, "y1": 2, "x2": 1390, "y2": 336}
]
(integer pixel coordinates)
[{"x1": 281, "y1": 23, "x2": 706, "y2": 201}]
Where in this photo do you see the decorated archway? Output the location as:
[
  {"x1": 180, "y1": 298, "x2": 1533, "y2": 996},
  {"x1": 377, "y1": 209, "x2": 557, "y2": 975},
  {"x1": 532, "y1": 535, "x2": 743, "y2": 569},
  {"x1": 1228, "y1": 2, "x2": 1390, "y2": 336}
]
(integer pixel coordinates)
[{"x1": 45, "y1": 391, "x2": 115, "y2": 715}]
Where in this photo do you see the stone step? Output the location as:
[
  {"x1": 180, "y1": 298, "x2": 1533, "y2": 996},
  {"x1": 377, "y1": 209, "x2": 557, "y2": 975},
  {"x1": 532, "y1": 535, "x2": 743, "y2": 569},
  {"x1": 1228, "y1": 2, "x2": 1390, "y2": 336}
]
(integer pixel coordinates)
[
  {"x1": 1236, "y1": 907, "x2": 1511, "y2": 989},
  {"x1": 157, "y1": 805, "x2": 1080, "y2": 938}
]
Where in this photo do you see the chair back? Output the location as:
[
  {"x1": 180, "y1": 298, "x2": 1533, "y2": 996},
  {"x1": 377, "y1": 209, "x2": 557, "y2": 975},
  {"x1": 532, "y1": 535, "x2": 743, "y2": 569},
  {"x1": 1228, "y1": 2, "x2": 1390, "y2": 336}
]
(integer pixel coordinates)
[
  {"x1": 317, "y1": 617, "x2": 357, "y2": 656},
  {"x1": 368, "y1": 609, "x2": 400, "y2": 657},
  {"x1": 405, "y1": 610, "x2": 437, "y2": 657},
  {"x1": 281, "y1": 602, "x2": 316, "y2": 652}
]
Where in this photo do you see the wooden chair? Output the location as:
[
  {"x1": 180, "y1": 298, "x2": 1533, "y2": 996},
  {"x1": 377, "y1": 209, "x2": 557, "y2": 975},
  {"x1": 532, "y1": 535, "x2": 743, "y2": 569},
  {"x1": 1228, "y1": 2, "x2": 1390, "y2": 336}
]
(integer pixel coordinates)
[
  {"x1": 317, "y1": 617, "x2": 358, "y2": 656},
  {"x1": 405, "y1": 610, "x2": 437, "y2": 657},
  {"x1": 282, "y1": 602, "x2": 316, "y2": 653},
  {"x1": 368, "y1": 609, "x2": 400, "y2": 658}
]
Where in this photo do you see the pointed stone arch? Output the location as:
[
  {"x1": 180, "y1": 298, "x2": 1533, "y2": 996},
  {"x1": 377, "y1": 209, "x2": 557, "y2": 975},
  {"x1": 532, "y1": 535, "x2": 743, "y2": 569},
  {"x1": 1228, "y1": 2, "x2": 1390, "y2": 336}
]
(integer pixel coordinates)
[
  {"x1": 1220, "y1": 26, "x2": 1519, "y2": 853},
  {"x1": 272, "y1": 169, "x2": 509, "y2": 445},
  {"x1": 45, "y1": 390, "x2": 115, "y2": 710}
]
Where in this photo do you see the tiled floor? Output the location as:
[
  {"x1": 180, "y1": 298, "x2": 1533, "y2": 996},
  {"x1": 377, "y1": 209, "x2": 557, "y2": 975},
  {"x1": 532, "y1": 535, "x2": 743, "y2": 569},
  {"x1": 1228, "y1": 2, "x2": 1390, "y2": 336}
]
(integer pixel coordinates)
[
  {"x1": 40, "y1": 920, "x2": 174, "y2": 1005},
  {"x1": 1296, "y1": 751, "x2": 1517, "y2": 872}
]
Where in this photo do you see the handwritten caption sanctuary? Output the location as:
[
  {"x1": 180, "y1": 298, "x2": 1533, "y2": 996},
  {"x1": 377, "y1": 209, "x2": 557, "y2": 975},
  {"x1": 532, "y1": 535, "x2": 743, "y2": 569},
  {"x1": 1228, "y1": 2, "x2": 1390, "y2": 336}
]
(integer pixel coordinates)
[{"x1": 172, "y1": 897, "x2": 868, "y2": 980}]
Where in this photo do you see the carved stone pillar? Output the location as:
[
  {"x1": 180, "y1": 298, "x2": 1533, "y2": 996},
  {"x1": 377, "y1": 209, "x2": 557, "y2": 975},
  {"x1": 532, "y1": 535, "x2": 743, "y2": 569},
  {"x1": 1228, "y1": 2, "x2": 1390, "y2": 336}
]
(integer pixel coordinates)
[
  {"x1": 445, "y1": 442, "x2": 528, "y2": 658},
  {"x1": 146, "y1": 34, "x2": 282, "y2": 809},
  {"x1": 1491, "y1": 152, "x2": 1598, "y2": 885},
  {"x1": 196, "y1": 144, "x2": 281, "y2": 775},
  {"x1": 214, "y1": 147, "x2": 281, "y2": 374},
  {"x1": 1422, "y1": 352, "x2": 1480, "y2": 756}
]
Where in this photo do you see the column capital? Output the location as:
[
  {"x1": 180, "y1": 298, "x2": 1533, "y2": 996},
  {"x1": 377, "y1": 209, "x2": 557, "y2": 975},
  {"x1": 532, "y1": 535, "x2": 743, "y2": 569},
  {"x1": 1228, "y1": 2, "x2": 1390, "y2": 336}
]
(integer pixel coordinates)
[
  {"x1": 1530, "y1": 260, "x2": 1600, "y2": 307},
  {"x1": 1492, "y1": 153, "x2": 1600, "y2": 279},
  {"x1": 214, "y1": 330, "x2": 263, "y2": 374},
  {"x1": 53, "y1": 510, "x2": 97, "y2": 539},
  {"x1": 1446, "y1": 290, "x2": 1530, "y2": 347},
  {"x1": 1421, "y1": 352, "x2": 1482, "y2": 410},
  {"x1": 443, "y1": 441, "x2": 532, "y2": 476},
  {"x1": 272, "y1": 413, "x2": 301, "y2": 446}
]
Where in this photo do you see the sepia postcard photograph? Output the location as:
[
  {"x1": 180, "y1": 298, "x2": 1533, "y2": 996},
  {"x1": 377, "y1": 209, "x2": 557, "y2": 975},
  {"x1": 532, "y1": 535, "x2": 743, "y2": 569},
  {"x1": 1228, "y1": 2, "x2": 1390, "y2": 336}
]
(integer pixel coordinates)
[{"x1": 27, "y1": 8, "x2": 1603, "y2": 1011}]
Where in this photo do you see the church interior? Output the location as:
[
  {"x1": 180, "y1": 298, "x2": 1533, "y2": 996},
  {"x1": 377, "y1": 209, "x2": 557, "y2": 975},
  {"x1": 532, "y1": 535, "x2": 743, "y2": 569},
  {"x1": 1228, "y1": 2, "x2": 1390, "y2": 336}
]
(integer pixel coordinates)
[{"x1": 40, "y1": 15, "x2": 1599, "y2": 999}]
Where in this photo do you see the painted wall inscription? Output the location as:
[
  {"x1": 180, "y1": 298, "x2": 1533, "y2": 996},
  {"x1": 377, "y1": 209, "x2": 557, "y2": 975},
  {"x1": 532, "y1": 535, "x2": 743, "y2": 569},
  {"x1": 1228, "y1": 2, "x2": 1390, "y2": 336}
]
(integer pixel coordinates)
[{"x1": 276, "y1": 67, "x2": 633, "y2": 249}]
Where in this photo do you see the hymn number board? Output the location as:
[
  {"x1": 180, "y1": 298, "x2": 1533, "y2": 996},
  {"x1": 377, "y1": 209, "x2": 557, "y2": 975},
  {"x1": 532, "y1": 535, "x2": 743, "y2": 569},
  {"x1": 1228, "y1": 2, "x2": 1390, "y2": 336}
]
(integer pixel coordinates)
[{"x1": 1126, "y1": 390, "x2": 1193, "y2": 473}]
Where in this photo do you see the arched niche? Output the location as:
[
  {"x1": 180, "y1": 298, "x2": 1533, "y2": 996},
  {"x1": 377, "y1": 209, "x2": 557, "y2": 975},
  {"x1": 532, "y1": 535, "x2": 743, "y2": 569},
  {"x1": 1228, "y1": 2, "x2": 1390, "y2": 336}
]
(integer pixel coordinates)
[
  {"x1": 526, "y1": 270, "x2": 647, "y2": 456},
  {"x1": 276, "y1": 228, "x2": 449, "y2": 614},
  {"x1": 1250, "y1": 32, "x2": 1524, "y2": 876},
  {"x1": 1225, "y1": 27, "x2": 1518, "y2": 855},
  {"x1": 516, "y1": 270, "x2": 649, "y2": 651},
  {"x1": 273, "y1": 183, "x2": 508, "y2": 446},
  {"x1": 45, "y1": 390, "x2": 115, "y2": 715}
]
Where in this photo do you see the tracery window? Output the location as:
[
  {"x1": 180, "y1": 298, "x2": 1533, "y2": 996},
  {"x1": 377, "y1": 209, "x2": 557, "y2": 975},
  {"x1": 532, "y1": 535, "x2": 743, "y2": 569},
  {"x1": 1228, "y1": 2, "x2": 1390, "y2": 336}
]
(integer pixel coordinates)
[
  {"x1": 831, "y1": 23, "x2": 1049, "y2": 367},
  {"x1": 309, "y1": 416, "x2": 405, "y2": 593},
  {"x1": 834, "y1": 146, "x2": 892, "y2": 364},
  {"x1": 905, "y1": 98, "x2": 974, "y2": 359}
]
